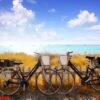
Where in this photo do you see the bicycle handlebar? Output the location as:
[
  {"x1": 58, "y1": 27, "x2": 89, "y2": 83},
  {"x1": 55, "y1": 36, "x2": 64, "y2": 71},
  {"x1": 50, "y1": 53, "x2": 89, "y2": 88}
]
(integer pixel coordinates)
[
  {"x1": 34, "y1": 52, "x2": 40, "y2": 55},
  {"x1": 34, "y1": 52, "x2": 42, "y2": 58},
  {"x1": 34, "y1": 52, "x2": 42, "y2": 62},
  {"x1": 67, "y1": 51, "x2": 73, "y2": 56}
]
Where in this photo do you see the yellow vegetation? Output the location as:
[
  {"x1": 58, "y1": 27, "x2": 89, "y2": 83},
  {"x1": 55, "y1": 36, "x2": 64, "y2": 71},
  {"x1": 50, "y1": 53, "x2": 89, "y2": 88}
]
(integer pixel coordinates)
[
  {"x1": 0, "y1": 52, "x2": 99, "y2": 88},
  {"x1": 0, "y1": 53, "x2": 88, "y2": 69}
]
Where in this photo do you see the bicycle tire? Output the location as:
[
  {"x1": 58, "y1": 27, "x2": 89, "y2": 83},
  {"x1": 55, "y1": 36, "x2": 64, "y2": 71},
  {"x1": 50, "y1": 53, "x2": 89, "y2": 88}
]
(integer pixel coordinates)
[
  {"x1": 36, "y1": 68, "x2": 62, "y2": 95},
  {"x1": 91, "y1": 67, "x2": 100, "y2": 91},
  {"x1": 0, "y1": 68, "x2": 21, "y2": 95},
  {"x1": 57, "y1": 69, "x2": 75, "y2": 95}
]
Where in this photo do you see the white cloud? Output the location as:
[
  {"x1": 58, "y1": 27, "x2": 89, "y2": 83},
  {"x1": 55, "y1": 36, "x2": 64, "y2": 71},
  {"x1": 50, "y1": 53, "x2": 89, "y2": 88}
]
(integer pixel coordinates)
[
  {"x1": 42, "y1": 31, "x2": 57, "y2": 40},
  {"x1": 85, "y1": 24, "x2": 100, "y2": 31},
  {"x1": 68, "y1": 10, "x2": 97, "y2": 28},
  {"x1": 55, "y1": 33, "x2": 100, "y2": 44},
  {"x1": 0, "y1": 0, "x2": 58, "y2": 54},
  {"x1": 0, "y1": 0, "x2": 35, "y2": 30},
  {"x1": 0, "y1": 0, "x2": 37, "y2": 48},
  {"x1": 34, "y1": 22, "x2": 45, "y2": 32},
  {"x1": 48, "y1": 8, "x2": 56, "y2": 13},
  {"x1": 70, "y1": 33, "x2": 100, "y2": 44}
]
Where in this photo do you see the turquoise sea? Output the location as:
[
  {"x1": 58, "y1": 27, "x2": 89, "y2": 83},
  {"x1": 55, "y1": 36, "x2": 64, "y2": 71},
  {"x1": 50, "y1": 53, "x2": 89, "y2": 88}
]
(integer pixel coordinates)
[
  {"x1": 0, "y1": 45, "x2": 100, "y2": 54},
  {"x1": 40, "y1": 45, "x2": 100, "y2": 54}
]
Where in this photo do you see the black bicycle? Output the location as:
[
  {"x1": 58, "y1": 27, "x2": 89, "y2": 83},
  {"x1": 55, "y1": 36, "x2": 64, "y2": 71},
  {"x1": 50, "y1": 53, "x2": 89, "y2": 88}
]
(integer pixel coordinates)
[
  {"x1": 58, "y1": 52, "x2": 100, "y2": 94},
  {"x1": 54, "y1": 52, "x2": 75, "y2": 95},
  {"x1": 0, "y1": 53, "x2": 61, "y2": 96}
]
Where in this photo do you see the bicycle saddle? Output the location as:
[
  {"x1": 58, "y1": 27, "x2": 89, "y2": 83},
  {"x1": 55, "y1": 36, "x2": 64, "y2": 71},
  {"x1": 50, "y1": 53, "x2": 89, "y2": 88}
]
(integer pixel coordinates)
[
  {"x1": 86, "y1": 56, "x2": 95, "y2": 60},
  {"x1": 96, "y1": 57, "x2": 100, "y2": 65},
  {"x1": 13, "y1": 61, "x2": 23, "y2": 65}
]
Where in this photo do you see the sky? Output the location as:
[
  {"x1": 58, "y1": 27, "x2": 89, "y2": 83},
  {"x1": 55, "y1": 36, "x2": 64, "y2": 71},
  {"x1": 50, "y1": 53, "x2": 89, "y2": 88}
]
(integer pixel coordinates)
[{"x1": 0, "y1": 0, "x2": 100, "y2": 54}]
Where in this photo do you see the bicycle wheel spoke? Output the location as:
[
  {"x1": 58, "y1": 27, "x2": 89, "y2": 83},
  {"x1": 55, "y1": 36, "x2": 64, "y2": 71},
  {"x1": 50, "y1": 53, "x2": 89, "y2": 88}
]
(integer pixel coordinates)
[
  {"x1": 0, "y1": 69, "x2": 20, "y2": 95},
  {"x1": 91, "y1": 67, "x2": 100, "y2": 91},
  {"x1": 58, "y1": 69, "x2": 75, "y2": 95},
  {"x1": 37, "y1": 69, "x2": 61, "y2": 95},
  {"x1": 8, "y1": 80, "x2": 20, "y2": 84}
]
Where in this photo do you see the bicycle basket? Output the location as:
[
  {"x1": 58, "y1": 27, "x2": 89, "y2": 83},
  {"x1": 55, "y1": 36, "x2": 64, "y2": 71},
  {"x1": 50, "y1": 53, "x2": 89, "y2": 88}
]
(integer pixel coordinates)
[
  {"x1": 59, "y1": 55, "x2": 68, "y2": 66},
  {"x1": 41, "y1": 55, "x2": 50, "y2": 66}
]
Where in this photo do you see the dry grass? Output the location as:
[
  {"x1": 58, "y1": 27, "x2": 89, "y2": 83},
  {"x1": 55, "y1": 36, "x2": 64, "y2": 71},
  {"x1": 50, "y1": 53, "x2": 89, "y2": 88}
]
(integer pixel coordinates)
[
  {"x1": 0, "y1": 52, "x2": 100, "y2": 92},
  {"x1": 0, "y1": 53, "x2": 89, "y2": 69}
]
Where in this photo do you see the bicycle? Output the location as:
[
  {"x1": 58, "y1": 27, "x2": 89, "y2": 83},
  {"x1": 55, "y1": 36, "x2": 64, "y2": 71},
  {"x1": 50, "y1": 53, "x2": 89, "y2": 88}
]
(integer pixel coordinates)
[
  {"x1": 0, "y1": 53, "x2": 61, "y2": 96},
  {"x1": 36, "y1": 53, "x2": 61, "y2": 95},
  {"x1": 68, "y1": 52, "x2": 100, "y2": 91},
  {"x1": 54, "y1": 52, "x2": 75, "y2": 95},
  {"x1": 85, "y1": 55, "x2": 100, "y2": 91},
  {"x1": 54, "y1": 52, "x2": 100, "y2": 95}
]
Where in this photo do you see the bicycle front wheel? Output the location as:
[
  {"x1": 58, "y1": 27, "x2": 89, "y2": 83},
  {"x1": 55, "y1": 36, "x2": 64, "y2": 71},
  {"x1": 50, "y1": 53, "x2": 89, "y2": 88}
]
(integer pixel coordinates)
[
  {"x1": 58, "y1": 69, "x2": 75, "y2": 95},
  {"x1": 91, "y1": 67, "x2": 100, "y2": 91},
  {"x1": 0, "y1": 68, "x2": 20, "y2": 95},
  {"x1": 36, "y1": 69, "x2": 61, "y2": 95}
]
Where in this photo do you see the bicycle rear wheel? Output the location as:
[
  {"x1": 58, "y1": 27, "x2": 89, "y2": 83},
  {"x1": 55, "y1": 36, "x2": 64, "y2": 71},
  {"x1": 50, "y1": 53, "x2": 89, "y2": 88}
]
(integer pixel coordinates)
[
  {"x1": 36, "y1": 69, "x2": 61, "y2": 95},
  {"x1": 58, "y1": 69, "x2": 75, "y2": 95},
  {"x1": 91, "y1": 67, "x2": 100, "y2": 91},
  {"x1": 0, "y1": 68, "x2": 20, "y2": 95}
]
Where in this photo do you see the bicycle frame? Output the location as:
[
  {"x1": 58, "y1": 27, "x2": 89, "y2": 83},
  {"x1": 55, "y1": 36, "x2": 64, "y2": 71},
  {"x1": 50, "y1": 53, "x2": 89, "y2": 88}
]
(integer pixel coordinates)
[
  {"x1": 68, "y1": 60, "x2": 83, "y2": 79},
  {"x1": 68, "y1": 60, "x2": 95, "y2": 82},
  {"x1": 17, "y1": 58, "x2": 41, "y2": 82}
]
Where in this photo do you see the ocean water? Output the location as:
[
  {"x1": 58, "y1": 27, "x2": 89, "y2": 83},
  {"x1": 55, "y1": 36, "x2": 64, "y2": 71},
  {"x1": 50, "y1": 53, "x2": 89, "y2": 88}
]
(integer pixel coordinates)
[
  {"x1": 40, "y1": 45, "x2": 100, "y2": 54},
  {"x1": 0, "y1": 45, "x2": 100, "y2": 54}
]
